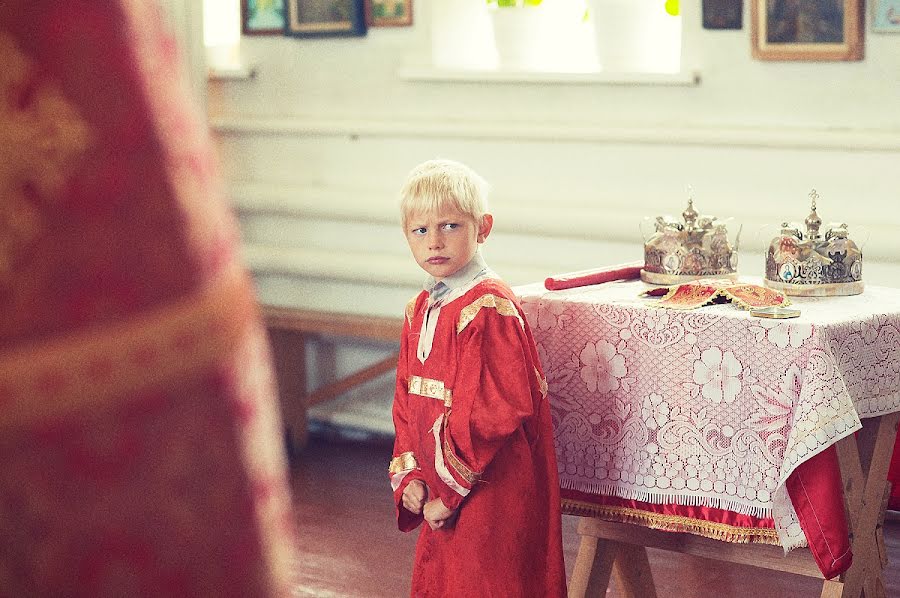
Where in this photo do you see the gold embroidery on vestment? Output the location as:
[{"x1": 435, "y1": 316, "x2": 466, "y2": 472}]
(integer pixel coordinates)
[
  {"x1": 407, "y1": 375, "x2": 453, "y2": 407},
  {"x1": 0, "y1": 33, "x2": 92, "y2": 284},
  {"x1": 388, "y1": 451, "x2": 419, "y2": 474},
  {"x1": 561, "y1": 500, "x2": 779, "y2": 545},
  {"x1": 457, "y1": 294, "x2": 523, "y2": 334}
]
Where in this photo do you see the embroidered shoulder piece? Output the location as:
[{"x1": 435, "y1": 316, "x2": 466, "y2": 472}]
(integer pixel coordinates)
[
  {"x1": 457, "y1": 294, "x2": 523, "y2": 334},
  {"x1": 405, "y1": 295, "x2": 418, "y2": 326},
  {"x1": 388, "y1": 451, "x2": 419, "y2": 474}
]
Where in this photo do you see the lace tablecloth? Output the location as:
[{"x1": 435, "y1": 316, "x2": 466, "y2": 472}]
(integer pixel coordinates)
[{"x1": 517, "y1": 278, "x2": 900, "y2": 550}]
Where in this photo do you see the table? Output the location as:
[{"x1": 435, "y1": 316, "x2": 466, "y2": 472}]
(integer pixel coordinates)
[{"x1": 516, "y1": 277, "x2": 900, "y2": 597}]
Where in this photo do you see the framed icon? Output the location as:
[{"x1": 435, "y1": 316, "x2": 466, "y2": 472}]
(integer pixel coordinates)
[
  {"x1": 703, "y1": 0, "x2": 743, "y2": 29},
  {"x1": 751, "y1": 0, "x2": 863, "y2": 60},
  {"x1": 366, "y1": 0, "x2": 412, "y2": 27},
  {"x1": 242, "y1": 0, "x2": 287, "y2": 35},
  {"x1": 285, "y1": 0, "x2": 367, "y2": 37}
]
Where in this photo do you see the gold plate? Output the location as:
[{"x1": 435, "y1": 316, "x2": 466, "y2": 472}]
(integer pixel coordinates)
[{"x1": 750, "y1": 306, "x2": 801, "y2": 319}]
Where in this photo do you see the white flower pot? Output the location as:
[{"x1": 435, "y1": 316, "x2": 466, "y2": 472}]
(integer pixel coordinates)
[
  {"x1": 590, "y1": 0, "x2": 680, "y2": 73},
  {"x1": 490, "y1": 3, "x2": 595, "y2": 72},
  {"x1": 490, "y1": 6, "x2": 549, "y2": 71}
]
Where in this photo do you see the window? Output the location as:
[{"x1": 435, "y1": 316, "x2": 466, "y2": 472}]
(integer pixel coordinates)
[
  {"x1": 429, "y1": 0, "x2": 682, "y2": 75},
  {"x1": 203, "y1": 0, "x2": 686, "y2": 81},
  {"x1": 203, "y1": 0, "x2": 242, "y2": 70}
]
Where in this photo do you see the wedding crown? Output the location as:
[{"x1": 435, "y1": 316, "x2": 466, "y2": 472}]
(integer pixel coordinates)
[
  {"x1": 763, "y1": 190, "x2": 863, "y2": 296},
  {"x1": 641, "y1": 193, "x2": 740, "y2": 285}
]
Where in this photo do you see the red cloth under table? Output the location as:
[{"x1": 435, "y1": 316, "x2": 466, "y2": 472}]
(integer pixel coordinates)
[{"x1": 889, "y1": 434, "x2": 900, "y2": 511}]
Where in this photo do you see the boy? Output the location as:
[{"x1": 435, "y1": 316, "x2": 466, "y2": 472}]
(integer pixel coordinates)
[{"x1": 389, "y1": 159, "x2": 566, "y2": 597}]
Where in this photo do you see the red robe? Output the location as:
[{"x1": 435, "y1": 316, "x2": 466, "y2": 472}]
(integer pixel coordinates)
[
  {"x1": 0, "y1": 1, "x2": 296, "y2": 594},
  {"x1": 390, "y1": 278, "x2": 567, "y2": 598}
]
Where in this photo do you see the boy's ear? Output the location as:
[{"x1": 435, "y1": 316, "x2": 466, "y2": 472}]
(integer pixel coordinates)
[{"x1": 477, "y1": 214, "x2": 493, "y2": 243}]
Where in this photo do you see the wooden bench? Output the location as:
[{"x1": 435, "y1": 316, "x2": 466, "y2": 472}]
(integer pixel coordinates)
[{"x1": 262, "y1": 305, "x2": 403, "y2": 455}]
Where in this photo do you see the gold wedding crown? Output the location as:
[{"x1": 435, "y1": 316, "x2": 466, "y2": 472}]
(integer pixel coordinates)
[
  {"x1": 763, "y1": 189, "x2": 863, "y2": 296},
  {"x1": 641, "y1": 192, "x2": 740, "y2": 285}
]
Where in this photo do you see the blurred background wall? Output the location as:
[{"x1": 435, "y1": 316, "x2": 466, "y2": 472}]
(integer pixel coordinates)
[{"x1": 166, "y1": 0, "x2": 900, "y2": 435}]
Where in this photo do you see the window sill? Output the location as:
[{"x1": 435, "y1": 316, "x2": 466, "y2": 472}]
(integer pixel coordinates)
[
  {"x1": 208, "y1": 64, "x2": 257, "y2": 81},
  {"x1": 397, "y1": 66, "x2": 701, "y2": 86}
]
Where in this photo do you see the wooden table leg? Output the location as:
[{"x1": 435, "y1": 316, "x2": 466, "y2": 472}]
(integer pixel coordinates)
[
  {"x1": 569, "y1": 517, "x2": 659, "y2": 598},
  {"x1": 831, "y1": 411, "x2": 900, "y2": 598},
  {"x1": 268, "y1": 328, "x2": 308, "y2": 457},
  {"x1": 568, "y1": 517, "x2": 620, "y2": 597},
  {"x1": 612, "y1": 543, "x2": 658, "y2": 598}
]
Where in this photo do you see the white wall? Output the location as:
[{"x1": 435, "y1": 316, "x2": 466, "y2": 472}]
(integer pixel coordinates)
[
  {"x1": 204, "y1": 1, "x2": 900, "y2": 431},
  {"x1": 158, "y1": 0, "x2": 207, "y2": 109}
]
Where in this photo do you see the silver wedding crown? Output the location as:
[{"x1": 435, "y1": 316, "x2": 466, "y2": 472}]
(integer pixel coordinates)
[
  {"x1": 641, "y1": 193, "x2": 740, "y2": 285},
  {"x1": 763, "y1": 190, "x2": 863, "y2": 296}
]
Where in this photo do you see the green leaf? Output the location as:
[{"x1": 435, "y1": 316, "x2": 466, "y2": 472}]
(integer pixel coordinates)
[{"x1": 489, "y1": 0, "x2": 543, "y2": 6}]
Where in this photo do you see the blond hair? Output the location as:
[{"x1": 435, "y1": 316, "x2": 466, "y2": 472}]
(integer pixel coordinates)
[{"x1": 399, "y1": 159, "x2": 490, "y2": 229}]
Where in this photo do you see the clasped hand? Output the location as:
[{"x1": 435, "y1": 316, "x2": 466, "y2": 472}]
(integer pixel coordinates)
[{"x1": 402, "y1": 479, "x2": 457, "y2": 530}]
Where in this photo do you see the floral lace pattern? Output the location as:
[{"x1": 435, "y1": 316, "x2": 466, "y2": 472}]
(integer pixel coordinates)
[{"x1": 517, "y1": 279, "x2": 900, "y2": 550}]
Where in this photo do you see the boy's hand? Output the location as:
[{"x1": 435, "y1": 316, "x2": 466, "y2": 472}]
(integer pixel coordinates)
[
  {"x1": 423, "y1": 497, "x2": 457, "y2": 531},
  {"x1": 402, "y1": 479, "x2": 427, "y2": 514}
]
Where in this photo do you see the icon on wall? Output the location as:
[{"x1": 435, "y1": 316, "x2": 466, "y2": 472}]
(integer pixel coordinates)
[
  {"x1": 242, "y1": 0, "x2": 287, "y2": 35},
  {"x1": 872, "y1": 0, "x2": 900, "y2": 32},
  {"x1": 366, "y1": 0, "x2": 412, "y2": 27},
  {"x1": 285, "y1": 0, "x2": 367, "y2": 37},
  {"x1": 751, "y1": 0, "x2": 863, "y2": 61},
  {"x1": 703, "y1": 0, "x2": 743, "y2": 30}
]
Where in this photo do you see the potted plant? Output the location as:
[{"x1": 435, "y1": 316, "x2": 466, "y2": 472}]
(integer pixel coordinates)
[{"x1": 487, "y1": 0, "x2": 591, "y2": 71}]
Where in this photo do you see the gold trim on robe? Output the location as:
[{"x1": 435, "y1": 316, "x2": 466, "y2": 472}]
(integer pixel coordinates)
[
  {"x1": 562, "y1": 499, "x2": 780, "y2": 545},
  {"x1": 0, "y1": 261, "x2": 256, "y2": 428},
  {"x1": 389, "y1": 451, "x2": 419, "y2": 474},
  {"x1": 443, "y1": 434, "x2": 481, "y2": 486},
  {"x1": 0, "y1": 32, "x2": 93, "y2": 284},
  {"x1": 408, "y1": 375, "x2": 453, "y2": 407},
  {"x1": 457, "y1": 294, "x2": 524, "y2": 334}
]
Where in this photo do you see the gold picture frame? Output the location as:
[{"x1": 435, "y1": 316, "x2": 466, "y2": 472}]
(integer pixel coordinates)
[
  {"x1": 285, "y1": 0, "x2": 367, "y2": 37},
  {"x1": 365, "y1": 0, "x2": 412, "y2": 27},
  {"x1": 751, "y1": 0, "x2": 863, "y2": 60}
]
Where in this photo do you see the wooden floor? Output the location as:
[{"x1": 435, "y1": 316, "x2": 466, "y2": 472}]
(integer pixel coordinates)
[{"x1": 289, "y1": 435, "x2": 900, "y2": 598}]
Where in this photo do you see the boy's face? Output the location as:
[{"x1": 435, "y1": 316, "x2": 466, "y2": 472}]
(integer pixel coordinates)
[{"x1": 405, "y1": 206, "x2": 493, "y2": 282}]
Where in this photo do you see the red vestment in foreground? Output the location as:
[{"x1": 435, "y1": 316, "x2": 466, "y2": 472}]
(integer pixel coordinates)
[
  {"x1": 391, "y1": 279, "x2": 566, "y2": 598},
  {"x1": 0, "y1": 2, "x2": 296, "y2": 594}
]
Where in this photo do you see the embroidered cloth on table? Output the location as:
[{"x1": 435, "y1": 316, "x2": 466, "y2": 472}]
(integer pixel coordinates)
[
  {"x1": 514, "y1": 277, "x2": 900, "y2": 555},
  {"x1": 643, "y1": 278, "x2": 791, "y2": 311},
  {"x1": 408, "y1": 375, "x2": 453, "y2": 407}
]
